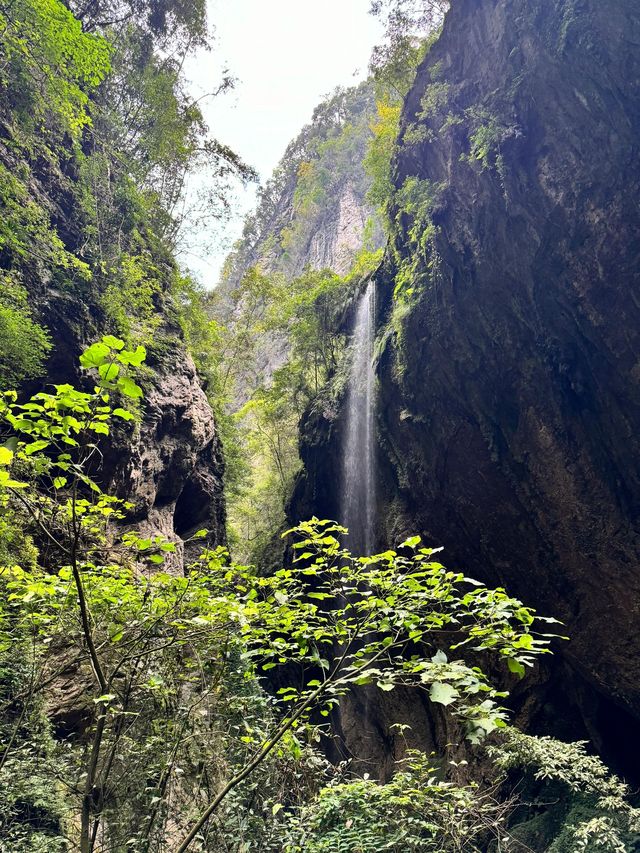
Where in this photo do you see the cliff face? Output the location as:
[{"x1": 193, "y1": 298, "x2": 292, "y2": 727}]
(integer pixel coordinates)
[
  {"x1": 304, "y1": 181, "x2": 371, "y2": 276},
  {"x1": 34, "y1": 284, "x2": 226, "y2": 563},
  {"x1": 0, "y1": 143, "x2": 226, "y2": 564},
  {"x1": 219, "y1": 82, "x2": 380, "y2": 295},
  {"x1": 214, "y1": 81, "x2": 384, "y2": 408},
  {"x1": 293, "y1": 0, "x2": 640, "y2": 769}
]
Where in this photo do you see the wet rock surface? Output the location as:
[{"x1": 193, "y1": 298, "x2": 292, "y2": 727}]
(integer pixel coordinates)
[{"x1": 292, "y1": 0, "x2": 640, "y2": 773}]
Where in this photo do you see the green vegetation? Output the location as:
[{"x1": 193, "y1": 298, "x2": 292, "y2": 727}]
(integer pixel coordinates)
[
  {"x1": 221, "y1": 82, "x2": 380, "y2": 292},
  {"x1": 278, "y1": 750, "x2": 509, "y2": 852},
  {"x1": 0, "y1": 0, "x2": 253, "y2": 388},
  {"x1": 0, "y1": 0, "x2": 111, "y2": 142},
  {"x1": 214, "y1": 265, "x2": 353, "y2": 560},
  {"x1": 0, "y1": 341, "x2": 563, "y2": 851},
  {"x1": 0, "y1": 341, "x2": 633, "y2": 851},
  {"x1": 492, "y1": 731, "x2": 640, "y2": 851},
  {"x1": 0, "y1": 283, "x2": 52, "y2": 387},
  {"x1": 0, "y1": 2, "x2": 637, "y2": 852}
]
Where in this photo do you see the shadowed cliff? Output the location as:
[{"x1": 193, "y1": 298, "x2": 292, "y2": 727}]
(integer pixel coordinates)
[{"x1": 291, "y1": 0, "x2": 640, "y2": 773}]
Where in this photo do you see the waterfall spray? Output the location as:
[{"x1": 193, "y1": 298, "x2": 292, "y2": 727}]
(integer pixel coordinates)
[{"x1": 340, "y1": 281, "x2": 377, "y2": 555}]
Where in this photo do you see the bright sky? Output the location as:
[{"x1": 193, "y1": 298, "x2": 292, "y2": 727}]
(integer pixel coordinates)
[{"x1": 183, "y1": 0, "x2": 383, "y2": 285}]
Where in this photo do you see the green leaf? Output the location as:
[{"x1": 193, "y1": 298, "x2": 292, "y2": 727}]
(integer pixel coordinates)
[
  {"x1": 53, "y1": 476, "x2": 67, "y2": 489},
  {"x1": 24, "y1": 440, "x2": 50, "y2": 455},
  {"x1": 99, "y1": 362, "x2": 120, "y2": 382},
  {"x1": 0, "y1": 446, "x2": 13, "y2": 466},
  {"x1": 102, "y1": 335, "x2": 125, "y2": 350},
  {"x1": 90, "y1": 422, "x2": 109, "y2": 436},
  {"x1": 80, "y1": 342, "x2": 111, "y2": 369},
  {"x1": 113, "y1": 407, "x2": 135, "y2": 421},
  {"x1": 507, "y1": 658, "x2": 526, "y2": 678},
  {"x1": 118, "y1": 345, "x2": 147, "y2": 367},
  {"x1": 0, "y1": 470, "x2": 27, "y2": 489},
  {"x1": 429, "y1": 682, "x2": 459, "y2": 707},
  {"x1": 117, "y1": 377, "x2": 143, "y2": 399}
]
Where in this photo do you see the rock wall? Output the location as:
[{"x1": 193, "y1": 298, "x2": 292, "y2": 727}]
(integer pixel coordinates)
[
  {"x1": 303, "y1": 181, "x2": 371, "y2": 277},
  {"x1": 218, "y1": 81, "x2": 380, "y2": 297},
  {"x1": 292, "y1": 0, "x2": 640, "y2": 773},
  {"x1": 38, "y1": 288, "x2": 227, "y2": 563},
  {"x1": 0, "y1": 136, "x2": 227, "y2": 563}
]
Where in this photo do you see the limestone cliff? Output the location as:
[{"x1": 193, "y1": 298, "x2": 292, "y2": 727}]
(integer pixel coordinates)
[
  {"x1": 0, "y1": 135, "x2": 226, "y2": 562},
  {"x1": 32, "y1": 282, "x2": 226, "y2": 561},
  {"x1": 213, "y1": 81, "x2": 384, "y2": 408},
  {"x1": 291, "y1": 0, "x2": 640, "y2": 773},
  {"x1": 219, "y1": 81, "x2": 381, "y2": 295}
]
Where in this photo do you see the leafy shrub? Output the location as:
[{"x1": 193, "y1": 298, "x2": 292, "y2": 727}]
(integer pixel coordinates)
[
  {"x1": 277, "y1": 750, "x2": 508, "y2": 852},
  {"x1": 0, "y1": 282, "x2": 51, "y2": 386}
]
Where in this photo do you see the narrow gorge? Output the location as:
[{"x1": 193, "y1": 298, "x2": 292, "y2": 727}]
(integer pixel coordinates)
[{"x1": 2, "y1": 0, "x2": 640, "y2": 851}]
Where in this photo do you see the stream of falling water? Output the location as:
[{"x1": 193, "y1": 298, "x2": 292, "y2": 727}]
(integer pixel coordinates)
[{"x1": 340, "y1": 281, "x2": 377, "y2": 555}]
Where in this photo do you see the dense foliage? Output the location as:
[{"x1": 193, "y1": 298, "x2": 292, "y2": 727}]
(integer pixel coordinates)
[
  {"x1": 0, "y1": 342, "x2": 566, "y2": 850},
  {"x1": 0, "y1": 0, "x2": 253, "y2": 384},
  {"x1": 1, "y1": 2, "x2": 638, "y2": 852}
]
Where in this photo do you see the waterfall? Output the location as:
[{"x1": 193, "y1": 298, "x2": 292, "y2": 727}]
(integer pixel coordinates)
[{"x1": 340, "y1": 281, "x2": 377, "y2": 555}]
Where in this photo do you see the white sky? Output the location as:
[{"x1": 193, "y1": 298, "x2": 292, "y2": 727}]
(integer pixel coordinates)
[{"x1": 182, "y1": 0, "x2": 383, "y2": 285}]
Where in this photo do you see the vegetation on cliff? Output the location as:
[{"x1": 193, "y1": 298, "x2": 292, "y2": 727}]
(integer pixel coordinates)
[
  {"x1": 1, "y1": 0, "x2": 639, "y2": 851},
  {"x1": 0, "y1": 0, "x2": 253, "y2": 370},
  {"x1": 0, "y1": 340, "x2": 572, "y2": 849}
]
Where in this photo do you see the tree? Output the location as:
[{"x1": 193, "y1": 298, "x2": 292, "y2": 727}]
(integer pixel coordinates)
[
  {"x1": 68, "y1": 0, "x2": 208, "y2": 48},
  {"x1": 369, "y1": 0, "x2": 450, "y2": 82},
  {"x1": 0, "y1": 342, "x2": 557, "y2": 851},
  {"x1": 276, "y1": 749, "x2": 510, "y2": 852},
  {"x1": 177, "y1": 517, "x2": 557, "y2": 849}
]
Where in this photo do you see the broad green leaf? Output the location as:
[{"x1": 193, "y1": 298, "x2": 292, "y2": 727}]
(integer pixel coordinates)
[
  {"x1": 118, "y1": 345, "x2": 147, "y2": 367},
  {"x1": 118, "y1": 377, "x2": 143, "y2": 399},
  {"x1": 80, "y1": 342, "x2": 111, "y2": 369},
  {"x1": 507, "y1": 658, "x2": 526, "y2": 678},
  {"x1": 102, "y1": 335, "x2": 125, "y2": 350},
  {"x1": 113, "y1": 407, "x2": 134, "y2": 421},
  {"x1": 429, "y1": 682, "x2": 459, "y2": 706},
  {"x1": 0, "y1": 470, "x2": 27, "y2": 489},
  {"x1": 99, "y1": 362, "x2": 120, "y2": 382},
  {"x1": 24, "y1": 440, "x2": 50, "y2": 455}
]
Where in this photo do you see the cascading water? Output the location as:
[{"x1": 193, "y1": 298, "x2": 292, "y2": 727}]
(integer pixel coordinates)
[{"x1": 340, "y1": 281, "x2": 377, "y2": 555}]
